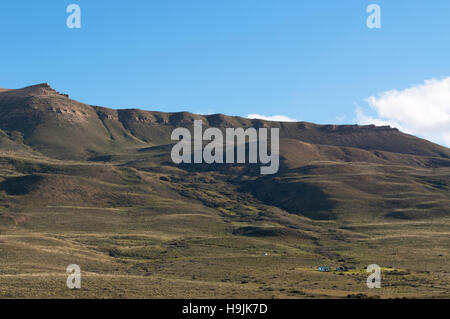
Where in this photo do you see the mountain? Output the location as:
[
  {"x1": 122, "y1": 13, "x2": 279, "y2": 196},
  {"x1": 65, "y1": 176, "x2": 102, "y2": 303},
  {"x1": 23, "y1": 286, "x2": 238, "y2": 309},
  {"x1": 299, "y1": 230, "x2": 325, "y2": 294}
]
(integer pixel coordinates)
[
  {"x1": 1, "y1": 83, "x2": 449, "y2": 161},
  {"x1": 0, "y1": 83, "x2": 449, "y2": 298}
]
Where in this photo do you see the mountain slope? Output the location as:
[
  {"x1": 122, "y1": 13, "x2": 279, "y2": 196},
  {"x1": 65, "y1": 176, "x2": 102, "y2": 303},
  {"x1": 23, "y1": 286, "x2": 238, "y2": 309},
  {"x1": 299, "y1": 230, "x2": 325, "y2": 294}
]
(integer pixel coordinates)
[
  {"x1": 0, "y1": 83, "x2": 448, "y2": 222},
  {"x1": 1, "y1": 83, "x2": 449, "y2": 161},
  {"x1": 0, "y1": 83, "x2": 449, "y2": 298}
]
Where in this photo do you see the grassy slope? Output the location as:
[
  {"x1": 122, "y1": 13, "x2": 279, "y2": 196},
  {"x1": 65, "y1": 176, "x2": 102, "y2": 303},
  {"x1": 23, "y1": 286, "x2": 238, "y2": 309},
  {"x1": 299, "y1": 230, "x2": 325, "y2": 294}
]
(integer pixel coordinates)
[{"x1": 0, "y1": 84, "x2": 449, "y2": 298}]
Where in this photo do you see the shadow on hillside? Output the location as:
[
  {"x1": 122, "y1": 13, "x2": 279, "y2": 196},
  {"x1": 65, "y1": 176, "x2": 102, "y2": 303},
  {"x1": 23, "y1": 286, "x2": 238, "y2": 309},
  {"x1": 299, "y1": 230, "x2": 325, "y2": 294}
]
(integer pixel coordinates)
[
  {"x1": 241, "y1": 177, "x2": 336, "y2": 220},
  {"x1": 0, "y1": 174, "x2": 43, "y2": 195}
]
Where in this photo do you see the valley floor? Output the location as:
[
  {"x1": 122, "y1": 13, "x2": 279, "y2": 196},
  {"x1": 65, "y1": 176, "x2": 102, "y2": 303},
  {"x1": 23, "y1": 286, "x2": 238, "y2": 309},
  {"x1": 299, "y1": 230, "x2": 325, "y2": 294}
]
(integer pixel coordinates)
[
  {"x1": 1, "y1": 207, "x2": 449, "y2": 298},
  {"x1": 0, "y1": 149, "x2": 449, "y2": 299}
]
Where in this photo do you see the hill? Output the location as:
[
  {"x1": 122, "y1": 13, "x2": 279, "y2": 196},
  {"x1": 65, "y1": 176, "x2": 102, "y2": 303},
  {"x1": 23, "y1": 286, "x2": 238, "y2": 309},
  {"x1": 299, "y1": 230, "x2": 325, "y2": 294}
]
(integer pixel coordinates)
[{"x1": 0, "y1": 83, "x2": 449, "y2": 298}]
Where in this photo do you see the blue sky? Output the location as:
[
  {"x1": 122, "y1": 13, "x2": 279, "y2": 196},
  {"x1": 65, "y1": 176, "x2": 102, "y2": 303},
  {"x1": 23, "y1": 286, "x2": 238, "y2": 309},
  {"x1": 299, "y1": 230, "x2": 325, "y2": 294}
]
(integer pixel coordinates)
[{"x1": 1, "y1": 0, "x2": 450, "y2": 145}]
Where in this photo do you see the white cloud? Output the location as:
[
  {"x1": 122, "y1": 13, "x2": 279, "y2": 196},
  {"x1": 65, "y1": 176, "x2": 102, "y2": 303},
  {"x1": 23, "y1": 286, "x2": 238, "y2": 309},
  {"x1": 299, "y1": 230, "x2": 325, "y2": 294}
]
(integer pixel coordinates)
[
  {"x1": 246, "y1": 113, "x2": 297, "y2": 122},
  {"x1": 356, "y1": 77, "x2": 450, "y2": 147},
  {"x1": 356, "y1": 107, "x2": 409, "y2": 133},
  {"x1": 335, "y1": 115, "x2": 346, "y2": 122}
]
